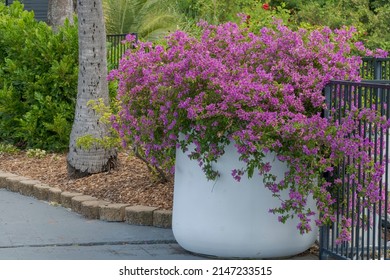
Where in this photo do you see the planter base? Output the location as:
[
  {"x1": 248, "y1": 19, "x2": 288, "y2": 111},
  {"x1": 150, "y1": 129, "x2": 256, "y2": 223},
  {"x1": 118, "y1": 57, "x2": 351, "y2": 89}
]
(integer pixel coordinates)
[{"x1": 173, "y1": 143, "x2": 318, "y2": 259}]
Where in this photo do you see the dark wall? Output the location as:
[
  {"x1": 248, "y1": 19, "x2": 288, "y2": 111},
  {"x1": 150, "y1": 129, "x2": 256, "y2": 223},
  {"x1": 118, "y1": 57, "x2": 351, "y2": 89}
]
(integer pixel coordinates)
[{"x1": 7, "y1": 0, "x2": 49, "y2": 22}]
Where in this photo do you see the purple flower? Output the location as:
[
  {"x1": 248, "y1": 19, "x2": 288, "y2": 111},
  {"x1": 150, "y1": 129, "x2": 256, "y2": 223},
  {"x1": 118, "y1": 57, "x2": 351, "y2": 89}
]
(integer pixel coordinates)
[{"x1": 109, "y1": 20, "x2": 389, "y2": 242}]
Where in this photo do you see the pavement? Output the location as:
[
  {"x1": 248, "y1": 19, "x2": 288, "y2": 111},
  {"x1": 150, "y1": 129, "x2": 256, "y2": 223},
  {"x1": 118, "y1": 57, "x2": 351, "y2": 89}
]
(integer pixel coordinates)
[
  {"x1": 0, "y1": 189, "x2": 206, "y2": 260},
  {"x1": 0, "y1": 189, "x2": 318, "y2": 260}
]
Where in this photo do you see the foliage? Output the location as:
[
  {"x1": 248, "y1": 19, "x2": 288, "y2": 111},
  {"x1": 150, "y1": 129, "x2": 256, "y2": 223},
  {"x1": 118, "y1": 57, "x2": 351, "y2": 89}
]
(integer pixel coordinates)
[
  {"x1": 239, "y1": 1, "x2": 292, "y2": 32},
  {"x1": 75, "y1": 98, "x2": 121, "y2": 150},
  {"x1": 366, "y1": 3, "x2": 390, "y2": 51},
  {"x1": 101, "y1": 0, "x2": 390, "y2": 50},
  {"x1": 109, "y1": 21, "x2": 388, "y2": 242},
  {"x1": 26, "y1": 148, "x2": 47, "y2": 158},
  {"x1": 103, "y1": 0, "x2": 181, "y2": 42},
  {"x1": 175, "y1": 0, "x2": 247, "y2": 25},
  {"x1": 0, "y1": 2, "x2": 78, "y2": 151},
  {"x1": 266, "y1": 0, "x2": 390, "y2": 51},
  {"x1": 174, "y1": 0, "x2": 270, "y2": 36},
  {"x1": 0, "y1": 143, "x2": 19, "y2": 155},
  {"x1": 171, "y1": 1, "x2": 390, "y2": 51}
]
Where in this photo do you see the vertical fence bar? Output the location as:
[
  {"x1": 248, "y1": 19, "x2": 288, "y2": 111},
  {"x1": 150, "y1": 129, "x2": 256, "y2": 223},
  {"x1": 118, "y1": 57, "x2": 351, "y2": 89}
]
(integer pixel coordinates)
[
  {"x1": 377, "y1": 82, "x2": 386, "y2": 259},
  {"x1": 373, "y1": 84, "x2": 380, "y2": 259},
  {"x1": 367, "y1": 85, "x2": 373, "y2": 260},
  {"x1": 374, "y1": 59, "x2": 382, "y2": 81},
  {"x1": 385, "y1": 86, "x2": 390, "y2": 259},
  {"x1": 356, "y1": 86, "x2": 363, "y2": 259}
]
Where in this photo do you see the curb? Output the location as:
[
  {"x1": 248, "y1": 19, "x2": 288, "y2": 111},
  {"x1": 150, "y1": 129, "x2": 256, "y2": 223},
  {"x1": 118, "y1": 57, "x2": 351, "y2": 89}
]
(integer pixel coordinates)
[{"x1": 0, "y1": 170, "x2": 172, "y2": 229}]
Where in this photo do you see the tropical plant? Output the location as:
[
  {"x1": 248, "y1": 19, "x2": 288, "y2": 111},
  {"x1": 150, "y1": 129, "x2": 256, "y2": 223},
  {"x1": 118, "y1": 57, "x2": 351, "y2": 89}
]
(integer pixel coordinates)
[
  {"x1": 103, "y1": 0, "x2": 180, "y2": 42},
  {"x1": 366, "y1": 3, "x2": 390, "y2": 51},
  {"x1": 174, "y1": 0, "x2": 271, "y2": 36},
  {"x1": 109, "y1": 20, "x2": 388, "y2": 242},
  {"x1": 238, "y1": 1, "x2": 292, "y2": 32},
  {"x1": 267, "y1": 0, "x2": 390, "y2": 51},
  {"x1": 175, "y1": 0, "x2": 248, "y2": 25}
]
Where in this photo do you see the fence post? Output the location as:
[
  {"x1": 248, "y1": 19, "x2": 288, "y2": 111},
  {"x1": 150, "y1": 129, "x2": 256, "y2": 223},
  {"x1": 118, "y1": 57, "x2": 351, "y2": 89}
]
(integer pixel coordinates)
[
  {"x1": 324, "y1": 85, "x2": 331, "y2": 119},
  {"x1": 374, "y1": 58, "x2": 383, "y2": 80},
  {"x1": 319, "y1": 225, "x2": 330, "y2": 259}
]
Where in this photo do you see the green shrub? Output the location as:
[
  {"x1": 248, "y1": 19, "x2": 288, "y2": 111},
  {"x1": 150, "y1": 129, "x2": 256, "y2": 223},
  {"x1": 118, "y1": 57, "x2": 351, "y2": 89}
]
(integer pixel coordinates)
[
  {"x1": 268, "y1": 0, "x2": 390, "y2": 52},
  {"x1": 0, "y1": 142, "x2": 19, "y2": 155},
  {"x1": 0, "y1": 2, "x2": 78, "y2": 151},
  {"x1": 26, "y1": 148, "x2": 47, "y2": 158}
]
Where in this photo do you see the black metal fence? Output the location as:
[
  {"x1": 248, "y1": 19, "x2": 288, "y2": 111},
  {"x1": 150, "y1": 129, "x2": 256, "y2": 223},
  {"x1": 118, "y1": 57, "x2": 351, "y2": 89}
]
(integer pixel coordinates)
[
  {"x1": 320, "y1": 80, "x2": 390, "y2": 259},
  {"x1": 361, "y1": 57, "x2": 390, "y2": 80},
  {"x1": 106, "y1": 33, "x2": 137, "y2": 69}
]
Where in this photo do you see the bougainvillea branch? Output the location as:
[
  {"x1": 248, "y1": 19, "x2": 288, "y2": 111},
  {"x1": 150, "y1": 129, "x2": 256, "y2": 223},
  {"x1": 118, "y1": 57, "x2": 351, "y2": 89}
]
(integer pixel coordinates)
[{"x1": 109, "y1": 21, "x2": 389, "y2": 242}]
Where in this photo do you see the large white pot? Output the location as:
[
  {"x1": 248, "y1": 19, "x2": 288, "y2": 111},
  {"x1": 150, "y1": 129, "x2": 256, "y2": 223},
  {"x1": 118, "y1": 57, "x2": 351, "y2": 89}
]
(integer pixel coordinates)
[{"x1": 172, "y1": 142, "x2": 318, "y2": 259}]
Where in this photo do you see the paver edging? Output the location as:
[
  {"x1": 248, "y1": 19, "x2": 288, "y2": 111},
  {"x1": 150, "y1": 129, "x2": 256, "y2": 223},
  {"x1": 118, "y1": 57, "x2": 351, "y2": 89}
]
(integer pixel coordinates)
[
  {"x1": 0, "y1": 172, "x2": 19, "y2": 188},
  {"x1": 47, "y1": 187, "x2": 62, "y2": 204},
  {"x1": 18, "y1": 179, "x2": 42, "y2": 197},
  {"x1": 153, "y1": 209, "x2": 173, "y2": 228},
  {"x1": 5, "y1": 176, "x2": 31, "y2": 193},
  {"x1": 0, "y1": 169, "x2": 173, "y2": 228},
  {"x1": 100, "y1": 203, "x2": 130, "y2": 222},
  {"x1": 71, "y1": 195, "x2": 98, "y2": 214},
  {"x1": 60, "y1": 191, "x2": 84, "y2": 208},
  {"x1": 125, "y1": 205, "x2": 159, "y2": 226},
  {"x1": 32, "y1": 183, "x2": 52, "y2": 201}
]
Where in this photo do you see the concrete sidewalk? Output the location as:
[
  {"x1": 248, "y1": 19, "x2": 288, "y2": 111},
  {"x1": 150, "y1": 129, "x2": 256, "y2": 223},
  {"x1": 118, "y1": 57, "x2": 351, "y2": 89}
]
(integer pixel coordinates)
[
  {"x1": 0, "y1": 189, "x2": 318, "y2": 260},
  {"x1": 0, "y1": 189, "x2": 207, "y2": 260}
]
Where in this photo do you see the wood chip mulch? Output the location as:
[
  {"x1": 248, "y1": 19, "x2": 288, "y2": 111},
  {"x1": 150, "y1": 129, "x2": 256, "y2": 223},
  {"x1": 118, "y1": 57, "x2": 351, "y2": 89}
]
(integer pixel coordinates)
[{"x1": 0, "y1": 151, "x2": 173, "y2": 210}]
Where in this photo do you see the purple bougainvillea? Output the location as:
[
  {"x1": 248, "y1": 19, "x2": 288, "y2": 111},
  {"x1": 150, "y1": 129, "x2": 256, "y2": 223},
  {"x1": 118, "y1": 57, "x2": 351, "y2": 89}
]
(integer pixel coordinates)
[{"x1": 109, "y1": 20, "x2": 389, "y2": 242}]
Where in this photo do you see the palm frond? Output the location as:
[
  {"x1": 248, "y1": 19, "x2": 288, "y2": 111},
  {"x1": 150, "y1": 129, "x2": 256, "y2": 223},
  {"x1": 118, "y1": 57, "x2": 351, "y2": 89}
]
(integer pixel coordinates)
[
  {"x1": 102, "y1": 0, "x2": 181, "y2": 41},
  {"x1": 138, "y1": 13, "x2": 179, "y2": 41}
]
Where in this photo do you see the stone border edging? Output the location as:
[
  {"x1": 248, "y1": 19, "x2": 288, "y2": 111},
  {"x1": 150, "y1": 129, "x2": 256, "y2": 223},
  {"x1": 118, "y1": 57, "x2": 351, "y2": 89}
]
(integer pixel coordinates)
[{"x1": 0, "y1": 170, "x2": 172, "y2": 229}]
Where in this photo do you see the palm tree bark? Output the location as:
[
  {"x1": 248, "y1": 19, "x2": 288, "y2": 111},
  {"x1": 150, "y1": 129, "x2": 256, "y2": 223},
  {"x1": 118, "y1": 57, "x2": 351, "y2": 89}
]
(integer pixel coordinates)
[
  {"x1": 67, "y1": 0, "x2": 117, "y2": 179},
  {"x1": 48, "y1": 0, "x2": 74, "y2": 28}
]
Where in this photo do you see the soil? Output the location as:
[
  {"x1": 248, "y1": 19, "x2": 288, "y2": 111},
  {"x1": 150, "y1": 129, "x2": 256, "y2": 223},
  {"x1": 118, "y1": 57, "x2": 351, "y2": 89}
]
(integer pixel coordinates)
[{"x1": 0, "y1": 151, "x2": 174, "y2": 210}]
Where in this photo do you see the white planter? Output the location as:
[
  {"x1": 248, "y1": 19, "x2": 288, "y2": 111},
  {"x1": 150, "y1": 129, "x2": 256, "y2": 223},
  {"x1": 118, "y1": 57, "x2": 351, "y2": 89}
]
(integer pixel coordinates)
[{"x1": 172, "y1": 142, "x2": 318, "y2": 259}]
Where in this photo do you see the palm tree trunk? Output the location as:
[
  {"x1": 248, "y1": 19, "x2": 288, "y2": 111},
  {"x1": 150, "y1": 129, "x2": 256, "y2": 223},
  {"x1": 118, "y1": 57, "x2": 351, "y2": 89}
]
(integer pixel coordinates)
[
  {"x1": 47, "y1": 0, "x2": 74, "y2": 28},
  {"x1": 67, "y1": 0, "x2": 117, "y2": 179}
]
